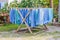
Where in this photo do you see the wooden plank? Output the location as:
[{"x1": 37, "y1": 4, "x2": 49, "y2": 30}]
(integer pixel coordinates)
[{"x1": 16, "y1": 9, "x2": 32, "y2": 33}]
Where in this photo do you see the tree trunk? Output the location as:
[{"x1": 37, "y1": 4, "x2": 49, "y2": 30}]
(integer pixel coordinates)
[{"x1": 50, "y1": 0, "x2": 53, "y2": 8}]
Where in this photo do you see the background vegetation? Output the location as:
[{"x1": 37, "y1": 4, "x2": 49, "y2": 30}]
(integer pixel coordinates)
[{"x1": 0, "y1": 0, "x2": 59, "y2": 21}]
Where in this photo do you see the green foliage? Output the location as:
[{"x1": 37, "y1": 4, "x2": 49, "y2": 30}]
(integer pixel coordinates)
[
  {"x1": 9, "y1": 0, "x2": 49, "y2": 8},
  {"x1": 20, "y1": 0, "x2": 33, "y2": 7},
  {"x1": 53, "y1": 0, "x2": 58, "y2": 18},
  {"x1": 0, "y1": 3, "x2": 9, "y2": 13},
  {"x1": 9, "y1": 0, "x2": 18, "y2": 8}
]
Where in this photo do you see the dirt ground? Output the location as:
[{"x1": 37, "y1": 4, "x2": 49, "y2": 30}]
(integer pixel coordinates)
[{"x1": 0, "y1": 26, "x2": 60, "y2": 40}]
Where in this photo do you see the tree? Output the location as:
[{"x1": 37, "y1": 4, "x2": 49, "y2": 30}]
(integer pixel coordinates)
[
  {"x1": 9, "y1": 0, "x2": 49, "y2": 8},
  {"x1": 50, "y1": 0, "x2": 53, "y2": 8},
  {"x1": 53, "y1": 0, "x2": 58, "y2": 18},
  {"x1": 0, "y1": 3, "x2": 9, "y2": 13}
]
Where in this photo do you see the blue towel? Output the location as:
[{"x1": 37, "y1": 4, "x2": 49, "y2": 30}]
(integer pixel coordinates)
[
  {"x1": 49, "y1": 8, "x2": 53, "y2": 22},
  {"x1": 43, "y1": 8, "x2": 49, "y2": 24},
  {"x1": 19, "y1": 9, "x2": 25, "y2": 24},
  {"x1": 19, "y1": 9, "x2": 29, "y2": 24},
  {"x1": 14, "y1": 9, "x2": 22, "y2": 24},
  {"x1": 25, "y1": 9, "x2": 29, "y2": 25},
  {"x1": 38, "y1": 8, "x2": 44, "y2": 25},
  {"x1": 10, "y1": 8, "x2": 15, "y2": 24},
  {"x1": 34, "y1": 9, "x2": 39, "y2": 26},
  {"x1": 10, "y1": 8, "x2": 22, "y2": 24},
  {"x1": 10, "y1": 8, "x2": 53, "y2": 27},
  {"x1": 19, "y1": 9, "x2": 25, "y2": 18},
  {"x1": 28, "y1": 10, "x2": 31, "y2": 26},
  {"x1": 30, "y1": 9, "x2": 36, "y2": 27}
]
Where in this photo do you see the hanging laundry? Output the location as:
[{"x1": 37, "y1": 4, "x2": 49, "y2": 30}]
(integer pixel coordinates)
[
  {"x1": 25, "y1": 9, "x2": 29, "y2": 25},
  {"x1": 28, "y1": 9, "x2": 32, "y2": 26},
  {"x1": 30, "y1": 9, "x2": 36, "y2": 27},
  {"x1": 19, "y1": 9, "x2": 25, "y2": 24},
  {"x1": 10, "y1": 8, "x2": 53, "y2": 27},
  {"x1": 19, "y1": 9, "x2": 25, "y2": 18},
  {"x1": 19, "y1": 9, "x2": 29, "y2": 24},
  {"x1": 43, "y1": 8, "x2": 49, "y2": 24},
  {"x1": 10, "y1": 8, "x2": 16, "y2": 24},
  {"x1": 38, "y1": 8, "x2": 44, "y2": 25},
  {"x1": 14, "y1": 9, "x2": 22, "y2": 24},
  {"x1": 10, "y1": 8, "x2": 22, "y2": 24},
  {"x1": 49, "y1": 8, "x2": 53, "y2": 22},
  {"x1": 34, "y1": 9, "x2": 39, "y2": 26}
]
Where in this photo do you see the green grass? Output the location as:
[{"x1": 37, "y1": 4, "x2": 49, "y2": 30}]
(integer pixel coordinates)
[
  {"x1": 0, "y1": 24, "x2": 19, "y2": 31},
  {"x1": 0, "y1": 23, "x2": 52, "y2": 32},
  {"x1": 0, "y1": 24, "x2": 43, "y2": 32},
  {"x1": 0, "y1": 24, "x2": 30, "y2": 32}
]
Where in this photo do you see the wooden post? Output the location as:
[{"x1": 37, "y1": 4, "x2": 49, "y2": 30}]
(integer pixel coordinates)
[{"x1": 16, "y1": 9, "x2": 32, "y2": 33}]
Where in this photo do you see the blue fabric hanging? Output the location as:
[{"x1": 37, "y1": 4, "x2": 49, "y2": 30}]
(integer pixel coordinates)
[
  {"x1": 10, "y1": 8, "x2": 53, "y2": 27},
  {"x1": 28, "y1": 10, "x2": 32, "y2": 26},
  {"x1": 10, "y1": 8, "x2": 22, "y2": 24},
  {"x1": 49, "y1": 8, "x2": 53, "y2": 22},
  {"x1": 30, "y1": 9, "x2": 36, "y2": 27},
  {"x1": 38, "y1": 8, "x2": 44, "y2": 25},
  {"x1": 19, "y1": 9, "x2": 25, "y2": 18},
  {"x1": 34, "y1": 9, "x2": 39, "y2": 26},
  {"x1": 19, "y1": 9, "x2": 29, "y2": 24},
  {"x1": 14, "y1": 9, "x2": 22, "y2": 24},
  {"x1": 25, "y1": 9, "x2": 29, "y2": 25},
  {"x1": 19, "y1": 9, "x2": 25, "y2": 24},
  {"x1": 10, "y1": 8, "x2": 15, "y2": 24},
  {"x1": 43, "y1": 8, "x2": 49, "y2": 24}
]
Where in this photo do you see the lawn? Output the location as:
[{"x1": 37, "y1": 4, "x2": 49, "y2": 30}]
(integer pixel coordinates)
[
  {"x1": 0, "y1": 24, "x2": 42, "y2": 33},
  {"x1": 0, "y1": 23, "x2": 52, "y2": 32},
  {"x1": 0, "y1": 24, "x2": 19, "y2": 31}
]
